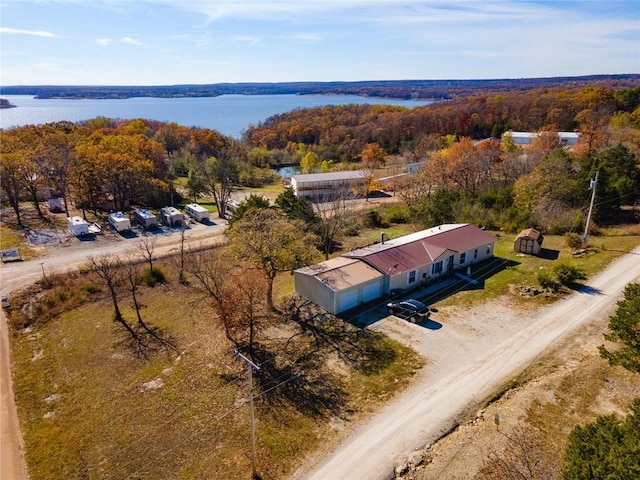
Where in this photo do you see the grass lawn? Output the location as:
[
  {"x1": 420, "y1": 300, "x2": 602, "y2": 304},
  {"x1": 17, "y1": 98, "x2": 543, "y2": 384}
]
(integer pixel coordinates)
[{"x1": 8, "y1": 259, "x2": 424, "y2": 480}]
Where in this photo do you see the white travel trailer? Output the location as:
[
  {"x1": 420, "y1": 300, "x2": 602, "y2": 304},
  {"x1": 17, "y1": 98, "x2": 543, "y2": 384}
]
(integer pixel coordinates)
[
  {"x1": 108, "y1": 212, "x2": 132, "y2": 233},
  {"x1": 67, "y1": 216, "x2": 89, "y2": 236},
  {"x1": 160, "y1": 206, "x2": 184, "y2": 227},
  {"x1": 184, "y1": 203, "x2": 210, "y2": 223},
  {"x1": 134, "y1": 208, "x2": 159, "y2": 230}
]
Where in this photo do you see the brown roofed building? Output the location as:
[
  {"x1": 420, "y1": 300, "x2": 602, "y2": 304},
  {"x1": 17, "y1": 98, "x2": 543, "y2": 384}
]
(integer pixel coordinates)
[
  {"x1": 514, "y1": 228, "x2": 544, "y2": 255},
  {"x1": 295, "y1": 224, "x2": 496, "y2": 314}
]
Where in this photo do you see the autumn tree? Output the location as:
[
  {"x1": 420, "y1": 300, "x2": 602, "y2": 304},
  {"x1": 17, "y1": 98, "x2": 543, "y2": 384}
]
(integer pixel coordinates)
[
  {"x1": 361, "y1": 142, "x2": 386, "y2": 200},
  {"x1": 0, "y1": 149, "x2": 25, "y2": 225},
  {"x1": 186, "y1": 248, "x2": 274, "y2": 358},
  {"x1": 225, "y1": 209, "x2": 319, "y2": 311}
]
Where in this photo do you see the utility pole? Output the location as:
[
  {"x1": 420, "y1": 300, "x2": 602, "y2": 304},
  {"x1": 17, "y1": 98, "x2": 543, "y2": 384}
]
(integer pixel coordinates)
[
  {"x1": 235, "y1": 350, "x2": 260, "y2": 480},
  {"x1": 583, "y1": 171, "x2": 599, "y2": 245}
]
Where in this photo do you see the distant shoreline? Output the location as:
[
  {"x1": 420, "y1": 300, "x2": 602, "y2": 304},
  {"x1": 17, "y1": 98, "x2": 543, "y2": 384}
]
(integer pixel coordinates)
[
  {"x1": 1, "y1": 74, "x2": 638, "y2": 100},
  {"x1": 0, "y1": 98, "x2": 17, "y2": 109}
]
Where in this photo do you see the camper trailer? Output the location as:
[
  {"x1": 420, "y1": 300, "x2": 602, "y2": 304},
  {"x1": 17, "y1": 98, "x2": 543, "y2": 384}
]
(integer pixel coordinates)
[
  {"x1": 134, "y1": 209, "x2": 159, "y2": 230},
  {"x1": 47, "y1": 197, "x2": 65, "y2": 213},
  {"x1": 108, "y1": 212, "x2": 132, "y2": 233},
  {"x1": 67, "y1": 216, "x2": 89, "y2": 236},
  {"x1": 160, "y1": 206, "x2": 184, "y2": 227},
  {"x1": 185, "y1": 203, "x2": 210, "y2": 223}
]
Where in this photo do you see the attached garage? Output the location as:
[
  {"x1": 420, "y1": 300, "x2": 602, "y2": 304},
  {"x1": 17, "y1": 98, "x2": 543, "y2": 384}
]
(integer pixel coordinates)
[{"x1": 294, "y1": 257, "x2": 384, "y2": 314}]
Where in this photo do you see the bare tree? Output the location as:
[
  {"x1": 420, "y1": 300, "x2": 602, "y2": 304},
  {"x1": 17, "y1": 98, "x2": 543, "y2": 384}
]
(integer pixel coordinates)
[
  {"x1": 313, "y1": 186, "x2": 354, "y2": 260},
  {"x1": 121, "y1": 253, "x2": 176, "y2": 352},
  {"x1": 476, "y1": 424, "x2": 560, "y2": 480},
  {"x1": 186, "y1": 248, "x2": 273, "y2": 358},
  {"x1": 88, "y1": 255, "x2": 138, "y2": 341},
  {"x1": 137, "y1": 235, "x2": 157, "y2": 272}
]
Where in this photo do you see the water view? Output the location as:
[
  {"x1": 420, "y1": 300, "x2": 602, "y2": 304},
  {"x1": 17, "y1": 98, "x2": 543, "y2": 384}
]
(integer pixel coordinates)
[{"x1": 0, "y1": 94, "x2": 433, "y2": 138}]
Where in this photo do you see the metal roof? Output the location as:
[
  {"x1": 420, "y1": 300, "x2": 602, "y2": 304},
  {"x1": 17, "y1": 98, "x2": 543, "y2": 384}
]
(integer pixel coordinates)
[
  {"x1": 296, "y1": 256, "x2": 383, "y2": 291},
  {"x1": 345, "y1": 224, "x2": 496, "y2": 276},
  {"x1": 291, "y1": 170, "x2": 365, "y2": 184}
]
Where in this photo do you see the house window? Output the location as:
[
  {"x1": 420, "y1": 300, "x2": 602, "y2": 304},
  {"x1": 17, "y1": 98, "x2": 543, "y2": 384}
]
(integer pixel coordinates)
[
  {"x1": 474, "y1": 249, "x2": 478, "y2": 259},
  {"x1": 431, "y1": 261, "x2": 443, "y2": 275},
  {"x1": 408, "y1": 270, "x2": 416, "y2": 284},
  {"x1": 486, "y1": 245, "x2": 491, "y2": 255},
  {"x1": 460, "y1": 253, "x2": 466, "y2": 264}
]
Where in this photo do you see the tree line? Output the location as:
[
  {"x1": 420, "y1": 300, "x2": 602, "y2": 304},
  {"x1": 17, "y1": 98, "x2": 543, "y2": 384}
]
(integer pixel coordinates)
[{"x1": 1, "y1": 85, "x2": 639, "y2": 238}]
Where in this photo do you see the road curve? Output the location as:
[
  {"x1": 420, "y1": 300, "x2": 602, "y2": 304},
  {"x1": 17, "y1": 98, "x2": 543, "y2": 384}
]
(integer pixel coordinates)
[{"x1": 298, "y1": 246, "x2": 640, "y2": 480}]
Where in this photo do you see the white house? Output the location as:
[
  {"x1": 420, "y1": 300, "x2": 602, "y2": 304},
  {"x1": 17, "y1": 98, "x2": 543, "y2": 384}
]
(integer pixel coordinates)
[
  {"x1": 290, "y1": 171, "x2": 366, "y2": 200},
  {"x1": 294, "y1": 224, "x2": 496, "y2": 314}
]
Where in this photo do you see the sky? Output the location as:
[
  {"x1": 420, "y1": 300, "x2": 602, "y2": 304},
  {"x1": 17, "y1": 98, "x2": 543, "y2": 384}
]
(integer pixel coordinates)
[{"x1": 1, "y1": 0, "x2": 639, "y2": 86}]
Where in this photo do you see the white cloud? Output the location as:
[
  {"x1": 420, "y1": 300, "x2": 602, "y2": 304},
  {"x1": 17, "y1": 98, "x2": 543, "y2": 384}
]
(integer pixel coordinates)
[
  {"x1": 96, "y1": 38, "x2": 112, "y2": 46},
  {"x1": 231, "y1": 35, "x2": 262, "y2": 45},
  {"x1": 121, "y1": 36, "x2": 144, "y2": 46},
  {"x1": 0, "y1": 27, "x2": 60, "y2": 38}
]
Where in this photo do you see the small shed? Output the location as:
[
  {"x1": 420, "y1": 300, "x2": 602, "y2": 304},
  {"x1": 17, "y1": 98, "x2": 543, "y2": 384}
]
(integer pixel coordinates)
[{"x1": 514, "y1": 228, "x2": 544, "y2": 255}]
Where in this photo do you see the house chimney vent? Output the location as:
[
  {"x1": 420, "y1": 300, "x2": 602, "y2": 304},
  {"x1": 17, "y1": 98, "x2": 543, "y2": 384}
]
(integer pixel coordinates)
[{"x1": 381, "y1": 232, "x2": 385, "y2": 244}]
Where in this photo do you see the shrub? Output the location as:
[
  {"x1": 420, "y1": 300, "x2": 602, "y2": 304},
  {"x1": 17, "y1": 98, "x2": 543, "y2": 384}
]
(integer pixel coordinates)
[
  {"x1": 83, "y1": 284, "x2": 101, "y2": 295},
  {"x1": 552, "y1": 262, "x2": 586, "y2": 285},
  {"x1": 564, "y1": 233, "x2": 583, "y2": 250},
  {"x1": 363, "y1": 209, "x2": 386, "y2": 228},
  {"x1": 384, "y1": 204, "x2": 410, "y2": 224},
  {"x1": 537, "y1": 269, "x2": 559, "y2": 292},
  {"x1": 139, "y1": 267, "x2": 166, "y2": 287}
]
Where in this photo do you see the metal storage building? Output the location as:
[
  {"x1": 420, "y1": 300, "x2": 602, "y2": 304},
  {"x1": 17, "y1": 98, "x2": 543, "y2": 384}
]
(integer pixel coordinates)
[{"x1": 290, "y1": 171, "x2": 366, "y2": 200}]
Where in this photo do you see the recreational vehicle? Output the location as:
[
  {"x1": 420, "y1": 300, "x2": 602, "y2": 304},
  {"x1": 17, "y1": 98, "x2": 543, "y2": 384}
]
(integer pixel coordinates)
[
  {"x1": 108, "y1": 212, "x2": 132, "y2": 233},
  {"x1": 160, "y1": 206, "x2": 184, "y2": 227},
  {"x1": 67, "y1": 216, "x2": 89, "y2": 236},
  {"x1": 47, "y1": 197, "x2": 65, "y2": 213},
  {"x1": 185, "y1": 203, "x2": 210, "y2": 223},
  {"x1": 134, "y1": 209, "x2": 159, "y2": 230}
]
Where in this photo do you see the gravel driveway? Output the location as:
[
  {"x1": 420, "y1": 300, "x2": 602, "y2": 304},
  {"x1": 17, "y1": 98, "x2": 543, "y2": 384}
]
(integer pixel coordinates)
[{"x1": 293, "y1": 246, "x2": 640, "y2": 480}]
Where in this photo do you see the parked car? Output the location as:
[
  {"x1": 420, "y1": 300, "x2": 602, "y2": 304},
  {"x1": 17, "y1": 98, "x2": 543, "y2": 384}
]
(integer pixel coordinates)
[
  {"x1": 386, "y1": 299, "x2": 430, "y2": 323},
  {"x1": 1, "y1": 295, "x2": 10, "y2": 310}
]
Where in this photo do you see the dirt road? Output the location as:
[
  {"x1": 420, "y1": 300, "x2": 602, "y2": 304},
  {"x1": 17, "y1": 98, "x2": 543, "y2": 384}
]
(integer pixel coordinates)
[
  {"x1": 0, "y1": 221, "x2": 228, "y2": 480},
  {"x1": 296, "y1": 246, "x2": 640, "y2": 480}
]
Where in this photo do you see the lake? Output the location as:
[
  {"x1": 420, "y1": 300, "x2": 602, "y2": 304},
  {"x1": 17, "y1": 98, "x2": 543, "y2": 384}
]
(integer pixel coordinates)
[{"x1": 0, "y1": 94, "x2": 433, "y2": 138}]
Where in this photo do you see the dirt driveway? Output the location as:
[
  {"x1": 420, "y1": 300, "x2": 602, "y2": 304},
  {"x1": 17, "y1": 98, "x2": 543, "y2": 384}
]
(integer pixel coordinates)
[{"x1": 293, "y1": 246, "x2": 640, "y2": 480}]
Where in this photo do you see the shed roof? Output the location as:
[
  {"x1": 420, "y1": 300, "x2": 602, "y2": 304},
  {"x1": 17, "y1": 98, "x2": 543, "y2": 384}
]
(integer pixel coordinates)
[
  {"x1": 296, "y1": 256, "x2": 383, "y2": 292},
  {"x1": 345, "y1": 224, "x2": 496, "y2": 275},
  {"x1": 516, "y1": 228, "x2": 542, "y2": 240}
]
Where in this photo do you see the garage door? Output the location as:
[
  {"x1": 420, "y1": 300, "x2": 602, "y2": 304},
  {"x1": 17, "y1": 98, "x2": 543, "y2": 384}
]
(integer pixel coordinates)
[
  {"x1": 361, "y1": 280, "x2": 383, "y2": 303},
  {"x1": 338, "y1": 288, "x2": 359, "y2": 313}
]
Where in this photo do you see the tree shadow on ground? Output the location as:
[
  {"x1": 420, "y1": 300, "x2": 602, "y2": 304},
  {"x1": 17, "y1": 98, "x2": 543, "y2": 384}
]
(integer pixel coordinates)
[{"x1": 246, "y1": 297, "x2": 399, "y2": 417}]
